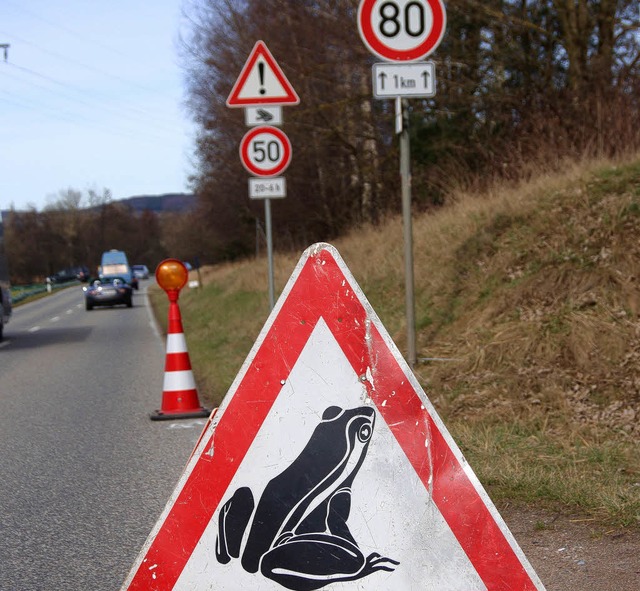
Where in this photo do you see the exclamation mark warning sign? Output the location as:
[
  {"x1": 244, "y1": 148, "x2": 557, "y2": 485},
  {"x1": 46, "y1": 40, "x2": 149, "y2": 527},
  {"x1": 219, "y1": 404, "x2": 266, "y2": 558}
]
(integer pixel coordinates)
[{"x1": 227, "y1": 40, "x2": 300, "y2": 107}]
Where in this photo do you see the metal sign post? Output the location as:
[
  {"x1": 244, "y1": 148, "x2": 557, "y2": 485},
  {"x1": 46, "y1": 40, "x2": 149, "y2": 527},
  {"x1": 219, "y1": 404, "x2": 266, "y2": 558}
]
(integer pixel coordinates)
[
  {"x1": 227, "y1": 40, "x2": 299, "y2": 310},
  {"x1": 240, "y1": 127, "x2": 292, "y2": 310},
  {"x1": 358, "y1": 0, "x2": 446, "y2": 366},
  {"x1": 248, "y1": 177, "x2": 286, "y2": 309},
  {"x1": 264, "y1": 198, "x2": 275, "y2": 309},
  {"x1": 398, "y1": 97, "x2": 416, "y2": 367}
]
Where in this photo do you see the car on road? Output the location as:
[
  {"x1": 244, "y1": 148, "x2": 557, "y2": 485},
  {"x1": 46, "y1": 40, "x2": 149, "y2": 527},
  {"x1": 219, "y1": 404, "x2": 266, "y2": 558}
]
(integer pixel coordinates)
[
  {"x1": 99, "y1": 249, "x2": 138, "y2": 290},
  {"x1": 47, "y1": 266, "x2": 89, "y2": 284},
  {"x1": 0, "y1": 216, "x2": 11, "y2": 340},
  {"x1": 132, "y1": 264, "x2": 150, "y2": 280},
  {"x1": 84, "y1": 277, "x2": 133, "y2": 310},
  {"x1": 0, "y1": 283, "x2": 10, "y2": 341}
]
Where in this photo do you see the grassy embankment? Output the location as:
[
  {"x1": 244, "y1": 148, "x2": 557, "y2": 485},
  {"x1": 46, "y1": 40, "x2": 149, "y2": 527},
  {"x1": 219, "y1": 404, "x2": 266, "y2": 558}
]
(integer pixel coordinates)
[{"x1": 150, "y1": 156, "x2": 640, "y2": 527}]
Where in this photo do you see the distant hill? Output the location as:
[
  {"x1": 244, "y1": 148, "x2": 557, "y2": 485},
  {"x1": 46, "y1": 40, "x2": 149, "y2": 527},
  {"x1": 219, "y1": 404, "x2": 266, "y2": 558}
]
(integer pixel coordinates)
[
  {"x1": 1, "y1": 193, "x2": 198, "y2": 217},
  {"x1": 119, "y1": 193, "x2": 197, "y2": 213}
]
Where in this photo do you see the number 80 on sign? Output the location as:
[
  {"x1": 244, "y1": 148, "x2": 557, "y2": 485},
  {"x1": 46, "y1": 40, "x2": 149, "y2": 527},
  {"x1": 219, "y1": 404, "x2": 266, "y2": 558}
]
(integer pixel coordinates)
[
  {"x1": 239, "y1": 126, "x2": 292, "y2": 178},
  {"x1": 358, "y1": 0, "x2": 446, "y2": 62}
]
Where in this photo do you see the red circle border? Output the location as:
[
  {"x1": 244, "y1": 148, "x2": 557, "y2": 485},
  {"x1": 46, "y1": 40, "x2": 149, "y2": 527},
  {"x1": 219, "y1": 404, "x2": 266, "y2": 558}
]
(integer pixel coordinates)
[
  {"x1": 358, "y1": 0, "x2": 446, "y2": 62},
  {"x1": 239, "y1": 126, "x2": 292, "y2": 177}
]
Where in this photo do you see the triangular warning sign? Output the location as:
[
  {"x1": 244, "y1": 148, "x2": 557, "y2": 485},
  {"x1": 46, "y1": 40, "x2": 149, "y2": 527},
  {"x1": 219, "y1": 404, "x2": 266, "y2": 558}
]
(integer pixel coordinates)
[
  {"x1": 122, "y1": 243, "x2": 546, "y2": 591},
  {"x1": 227, "y1": 40, "x2": 300, "y2": 107}
]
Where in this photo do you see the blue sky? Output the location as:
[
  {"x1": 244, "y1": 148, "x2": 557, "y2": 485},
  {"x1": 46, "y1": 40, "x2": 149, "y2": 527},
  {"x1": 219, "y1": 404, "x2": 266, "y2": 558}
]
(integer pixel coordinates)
[{"x1": 0, "y1": 0, "x2": 196, "y2": 211}]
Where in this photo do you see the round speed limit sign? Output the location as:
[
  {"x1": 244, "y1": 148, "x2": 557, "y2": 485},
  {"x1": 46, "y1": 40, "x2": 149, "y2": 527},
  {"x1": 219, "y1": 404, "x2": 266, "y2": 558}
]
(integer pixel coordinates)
[
  {"x1": 239, "y1": 126, "x2": 292, "y2": 177},
  {"x1": 358, "y1": 0, "x2": 446, "y2": 62}
]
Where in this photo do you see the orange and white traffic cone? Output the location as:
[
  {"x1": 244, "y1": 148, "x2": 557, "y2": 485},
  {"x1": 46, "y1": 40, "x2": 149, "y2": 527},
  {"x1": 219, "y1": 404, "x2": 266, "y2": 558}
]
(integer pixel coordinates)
[{"x1": 150, "y1": 288, "x2": 210, "y2": 421}]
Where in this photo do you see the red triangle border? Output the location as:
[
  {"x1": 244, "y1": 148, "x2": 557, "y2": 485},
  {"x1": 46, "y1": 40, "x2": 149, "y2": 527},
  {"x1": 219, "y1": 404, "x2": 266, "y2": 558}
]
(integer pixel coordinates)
[
  {"x1": 123, "y1": 244, "x2": 544, "y2": 591},
  {"x1": 227, "y1": 40, "x2": 300, "y2": 107}
]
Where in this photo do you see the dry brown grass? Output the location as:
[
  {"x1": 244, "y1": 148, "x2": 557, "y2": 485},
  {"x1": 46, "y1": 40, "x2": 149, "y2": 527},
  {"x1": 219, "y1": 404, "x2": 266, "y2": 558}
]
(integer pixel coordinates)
[
  {"x1": 159, "y1": 154, "x2": 640, "y2": 523},
  {"x1": 415, "y1": 156, "x2": 640, "y2": 441}
]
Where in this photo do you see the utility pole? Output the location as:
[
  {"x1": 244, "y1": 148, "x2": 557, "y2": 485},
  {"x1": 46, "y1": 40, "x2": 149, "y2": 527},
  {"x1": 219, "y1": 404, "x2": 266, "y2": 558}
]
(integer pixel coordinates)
[{"x1": 0, "y1": 44, "x2": 9, "y2": 62}]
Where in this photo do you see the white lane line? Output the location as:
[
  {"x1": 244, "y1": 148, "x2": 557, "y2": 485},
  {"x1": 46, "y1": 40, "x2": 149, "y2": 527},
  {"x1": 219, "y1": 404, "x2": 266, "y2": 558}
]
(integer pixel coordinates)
[
  {"x1": 166, "y1": 420, "x2": 207, "y2": 430},
  {"x1": 66, "y1": 309, "x2": 74, "y2": 315},
  {"x1": 50, "y1": 316, "x2": 60, "y2": 323},
  {"x1": 29, "y1": 326, "x2": 41, "y2": 333}
]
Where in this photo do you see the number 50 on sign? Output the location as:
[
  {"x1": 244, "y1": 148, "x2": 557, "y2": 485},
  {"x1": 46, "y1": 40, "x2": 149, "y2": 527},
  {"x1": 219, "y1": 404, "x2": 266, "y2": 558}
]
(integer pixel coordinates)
[{"x1": 240, "y1": 126, "x2": 292, "y2": 178}]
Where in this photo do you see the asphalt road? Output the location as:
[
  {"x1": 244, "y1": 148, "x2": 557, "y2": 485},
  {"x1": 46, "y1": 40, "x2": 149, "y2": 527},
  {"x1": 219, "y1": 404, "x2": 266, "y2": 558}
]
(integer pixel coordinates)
[{"x1": 0, "y1": 282, "x2": 208, "y2": 590}]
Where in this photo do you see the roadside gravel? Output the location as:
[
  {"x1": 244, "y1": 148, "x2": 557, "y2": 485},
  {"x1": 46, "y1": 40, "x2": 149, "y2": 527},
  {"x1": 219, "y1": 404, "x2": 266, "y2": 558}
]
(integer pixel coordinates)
[{"x1": 501, "y1": 505, "x2": 639, "y2": 591}]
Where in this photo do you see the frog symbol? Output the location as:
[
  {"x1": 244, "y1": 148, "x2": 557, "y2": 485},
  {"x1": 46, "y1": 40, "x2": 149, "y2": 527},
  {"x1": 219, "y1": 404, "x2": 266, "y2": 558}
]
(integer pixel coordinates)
[{"x1": 216, "y1": 405, "x2": 399, "y2": 590}]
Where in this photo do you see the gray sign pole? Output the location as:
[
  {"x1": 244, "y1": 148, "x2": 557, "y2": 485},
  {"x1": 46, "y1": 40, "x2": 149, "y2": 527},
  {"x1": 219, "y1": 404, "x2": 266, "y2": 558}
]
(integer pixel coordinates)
[
  {"x1": 358, "y1": 0, "x2": 446, "y2": 369},
  {"x1": 398, "y1": 97, "x2": 417, "y2": 367},
  {"x1": 264, "y1": 198, "x2": 275, "y2": 310}
]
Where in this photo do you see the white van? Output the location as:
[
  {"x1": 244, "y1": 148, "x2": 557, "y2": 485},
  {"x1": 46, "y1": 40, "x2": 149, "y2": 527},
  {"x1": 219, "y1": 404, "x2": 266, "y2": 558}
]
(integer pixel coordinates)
[{"x1": 99, "y1": 250, "x2": 139, "y2": 290}]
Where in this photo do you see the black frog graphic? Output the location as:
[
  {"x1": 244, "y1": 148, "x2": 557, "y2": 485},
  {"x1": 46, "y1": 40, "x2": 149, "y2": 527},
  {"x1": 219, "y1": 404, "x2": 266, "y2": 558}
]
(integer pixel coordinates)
[{"x1": 216, "y1": 405, "x2": 399, "y2": 590}]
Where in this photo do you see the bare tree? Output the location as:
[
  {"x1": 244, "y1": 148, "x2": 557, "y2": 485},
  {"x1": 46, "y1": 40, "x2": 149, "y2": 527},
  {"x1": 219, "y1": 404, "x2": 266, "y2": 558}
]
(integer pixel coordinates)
[
  {"x1": 179, "y1": 0, "x2": 639, "y2": 254},
  {"x1": 181, "y1": 0, "x2": 393, "y2": 257}
]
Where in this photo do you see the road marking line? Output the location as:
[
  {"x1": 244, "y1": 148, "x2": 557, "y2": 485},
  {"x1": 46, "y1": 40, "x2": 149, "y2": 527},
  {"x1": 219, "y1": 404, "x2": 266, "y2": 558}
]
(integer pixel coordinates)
[
  {"x1": 50, "y1": 316, "x2": 60, "y2": 323},
  {"x1": 166, "y1": 420, "x2": 207, "y2": 430},
  {"x1": 29, "y1": 326, "x2": 41, "y2": 333}
]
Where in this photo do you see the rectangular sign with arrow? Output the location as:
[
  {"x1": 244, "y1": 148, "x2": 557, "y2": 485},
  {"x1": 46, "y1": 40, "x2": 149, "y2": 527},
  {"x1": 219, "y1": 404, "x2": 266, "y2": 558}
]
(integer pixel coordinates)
[{"x1": 373, "y1": 62, "x2": 436, "y2": 99}]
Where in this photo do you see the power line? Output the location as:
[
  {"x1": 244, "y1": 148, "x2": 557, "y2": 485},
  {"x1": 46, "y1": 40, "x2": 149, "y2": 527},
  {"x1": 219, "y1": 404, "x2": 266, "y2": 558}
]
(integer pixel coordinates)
[
  {"x1": 0, "y1": 90, "x2": 180, "y2": 147},
  {"x1": 2, "y1": 0, "x2": 132, "y2": 60},
  {"x1": 0, "y1": 4, "x2": 189, "y2": 129},
  {"x1": 0, "y1": 61, "x2": 186, "y2": 136},
  {"x1": 0, "y1": 28, "x2": 178, "y2": 100},
  {"x1": 0, "y1": 68, "x2": 186, "y2": 146},
  {"x1": 0, "y1": 4, "x2": 193, "y2": 203}
]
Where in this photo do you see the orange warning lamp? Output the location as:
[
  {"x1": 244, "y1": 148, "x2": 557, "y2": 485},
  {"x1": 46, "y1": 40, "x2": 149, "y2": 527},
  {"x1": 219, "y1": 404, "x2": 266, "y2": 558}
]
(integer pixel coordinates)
[
  {"x1": 156, "y1": 259, "x2": 188, "y2": 301},
  {"x1": 151, "y1": 257, "x2": 210, "y2": 421}
]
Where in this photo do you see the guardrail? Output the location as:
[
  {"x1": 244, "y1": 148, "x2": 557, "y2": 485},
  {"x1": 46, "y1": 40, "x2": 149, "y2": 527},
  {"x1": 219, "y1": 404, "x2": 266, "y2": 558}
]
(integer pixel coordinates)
[{"x1": 11, "y1": 280, "x2": 79, "y2": 304}]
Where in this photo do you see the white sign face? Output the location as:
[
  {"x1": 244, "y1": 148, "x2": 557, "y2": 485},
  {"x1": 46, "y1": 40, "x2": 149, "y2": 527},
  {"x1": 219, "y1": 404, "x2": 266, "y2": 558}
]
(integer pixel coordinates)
[
  {"x1": 175, "y1": 320, "x2": 486, "y2": 590},
  {"x1": 234, "y1": 56, "x2": 289, "y2": 102},
  {"x1": 249, "y1": 177, "x2": 286, "y2": 199},
  {"x1": 245, "y1": 106, "x2": 283, "y2": 127},
  {"x1": 358, "y1": 0, "x2": 446, "y2": 62},
  {"x1": 122, "y1": 244, "x2": 546, "y2": 591},
  {"x1": 373, "y1": 62, "x2": 436, "y2": 98},
  {"x1": 227, "y1": 41, "x2": 300, "y2": 107},
  {"x1": 239, "y1": 126, "x2": 292, "y2": 178}
]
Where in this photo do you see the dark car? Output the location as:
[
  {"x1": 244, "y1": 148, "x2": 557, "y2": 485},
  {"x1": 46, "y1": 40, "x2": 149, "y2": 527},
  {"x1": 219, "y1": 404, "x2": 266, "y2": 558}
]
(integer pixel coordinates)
[
  {"x1": 84, "y1": 277, "x2": 133, "y2": 310},
  {"x1": 48, "y1": 268, "x2": 79, "y2": 283},
  {"x1": 132, "y1": 264, "x2": 150, "y2": 280},
  {"x1": 47, "y1": 266, "x2": 90, "y2": 284},
  {"x1": 0, "y1": 283, "x2": 11, "y2": 341}
]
